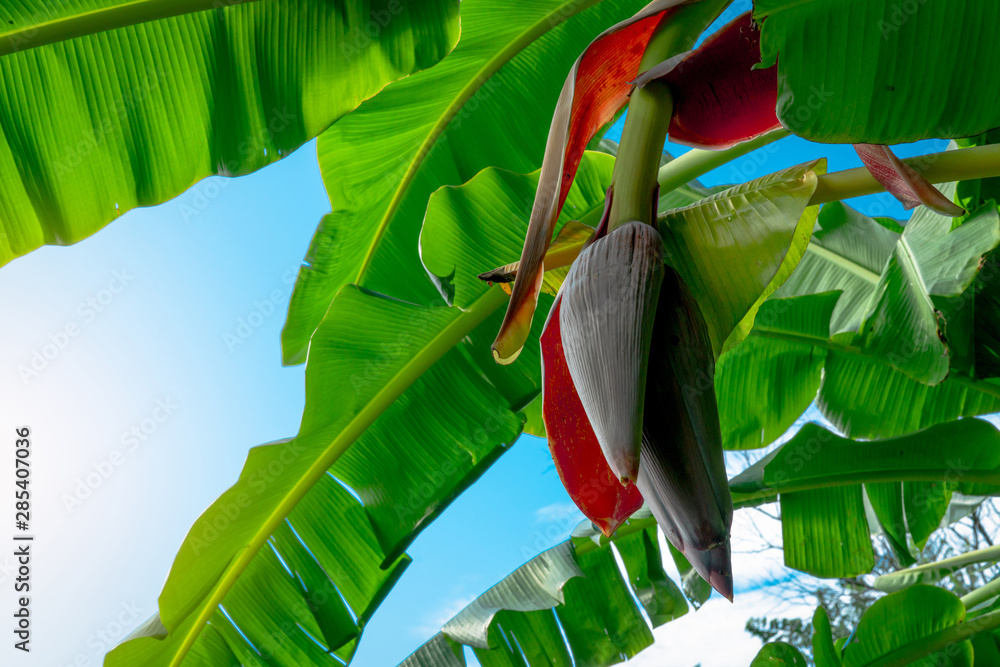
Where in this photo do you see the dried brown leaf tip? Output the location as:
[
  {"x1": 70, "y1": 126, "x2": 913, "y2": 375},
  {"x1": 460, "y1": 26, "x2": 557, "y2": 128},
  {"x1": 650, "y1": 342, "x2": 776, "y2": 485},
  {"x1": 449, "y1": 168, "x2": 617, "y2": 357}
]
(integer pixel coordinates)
[{"x1": 855, "y1": 143, "x2": 966, "y2": 217}]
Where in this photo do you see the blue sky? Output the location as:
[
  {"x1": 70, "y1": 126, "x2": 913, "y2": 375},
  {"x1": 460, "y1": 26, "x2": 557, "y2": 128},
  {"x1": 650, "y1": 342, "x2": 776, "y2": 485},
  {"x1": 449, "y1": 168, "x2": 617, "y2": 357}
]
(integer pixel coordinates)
[{"x1": 0, "y1": 3, "x2": 955, "y2": 663}]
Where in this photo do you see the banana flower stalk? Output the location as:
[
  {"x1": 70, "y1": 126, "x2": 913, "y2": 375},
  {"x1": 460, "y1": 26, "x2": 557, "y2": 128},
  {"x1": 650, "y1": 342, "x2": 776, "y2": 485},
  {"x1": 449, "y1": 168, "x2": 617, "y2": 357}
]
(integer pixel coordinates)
[
  {"x1": 539, "y1": 220, "x2": 733, "y2": 600},
  {"x1": 490, "y1": 8, "x2": 784, "y2": 602}
]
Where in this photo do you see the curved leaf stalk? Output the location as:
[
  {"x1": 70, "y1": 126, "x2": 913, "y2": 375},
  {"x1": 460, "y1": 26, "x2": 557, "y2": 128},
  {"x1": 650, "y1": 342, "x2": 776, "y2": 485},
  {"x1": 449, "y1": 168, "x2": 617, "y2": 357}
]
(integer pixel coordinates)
[
  {"x1": 165, "y1": 287, "x2": 510, "y2": 666},
  {"x1": 0, "y1": 0, "x2": 258, "y2": 56},
  {"x1": 656, "y1": 136, "x2": 1000, "y2": 212},
  {"x1": 961, "y1": 576, "x2": 1000, "y2": 610},
  {"x1": 868, "y1": 609, "x2": 1000, "y2": 667},
  {"x1": 608, "y1": 0, "x2": 731, "y2": 229},
  {"x1": 874, "y1": 544, "x2": 1000, "y2": 593},
  {"x1": 656, "y1": 128, "x2": 792, "y2": 195}
]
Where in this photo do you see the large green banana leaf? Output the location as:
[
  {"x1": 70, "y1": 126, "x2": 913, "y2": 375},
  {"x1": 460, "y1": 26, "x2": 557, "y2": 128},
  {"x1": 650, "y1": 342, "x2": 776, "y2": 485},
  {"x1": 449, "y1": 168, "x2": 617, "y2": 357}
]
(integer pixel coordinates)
[
  {"x1": 756, "y1": 0, "x2": 1000, "y2": 144},
  {"x1": 775, "y1": 185, "x2": 1000, "y2": 386},
  {"x1": 856, "y1": 185, "x2": 1000, "y2": 384},
  {"x1": 730, "y1": 419, "x2": 1000, "y2": 501},
  {"x1": 730, "y1": 419, "x2": 1000, "y2": 578},
  {"x1": 0, "y1": 0, "x2": 460, "y2": 267},
  {"x1": 0, "y1": 0, "x2": 253, "y2": 54},
  {"x1": 817, "y1": 352, "x2": 1000, "y2": 439},
  {"x1": 719, "y1": 194, "x2": 1000, "y2": 449},
  {"x1": 840, "y1": 587, "x2": 973, "y2": 667},
  {"x1": 717, "y1": 292, "x2": 839, "y2": 451},
  {"x1": 811, "y1": 586, "x2": 999, "y2": 667},
  {"x1": 279, "y1": 0, "x2": 649, "y2": 364}
]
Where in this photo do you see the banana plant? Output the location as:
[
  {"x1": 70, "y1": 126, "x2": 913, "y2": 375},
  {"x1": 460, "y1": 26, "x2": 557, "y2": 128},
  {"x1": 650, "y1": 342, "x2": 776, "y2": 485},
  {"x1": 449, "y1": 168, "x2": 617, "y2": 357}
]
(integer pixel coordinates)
[
  {"x1": 5, "y1": 1, "x2": 1000, "y2": 666},
  {"x1": 115, "y1": 2, "x2": 1000, "y2": 666}
]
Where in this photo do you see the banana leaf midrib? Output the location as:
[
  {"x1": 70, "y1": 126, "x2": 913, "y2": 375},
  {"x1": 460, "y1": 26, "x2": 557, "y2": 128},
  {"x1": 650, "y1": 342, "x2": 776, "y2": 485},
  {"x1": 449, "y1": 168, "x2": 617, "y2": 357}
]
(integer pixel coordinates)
[
  {"x1": 889, "y1": 544, "x2": 1000, "y2": 578},
  {"x1": 865, "y1": 609, "x2": 1000, "y2": 667},
  {"x1": 803, "y1": 241, "x2": 881, "y2": 285},
  {"x1": 351, "y1": 0, "x2": 606, "y2": 285},
  {"x1": 749, "y1": 326, "x2": 1000, "y2": 400},
  {"x1": 893, "y1": 232, "x2": 936, "y2": 309},
  {"x1": 730, "y1": 469, "x2": 1000, "y2": 503},
  {"x1": 164, "y1": 286, "x2": 509, "y2": 667},
  {"x1": 0, "y1": 0, "x2": 258, "y2": 56}
]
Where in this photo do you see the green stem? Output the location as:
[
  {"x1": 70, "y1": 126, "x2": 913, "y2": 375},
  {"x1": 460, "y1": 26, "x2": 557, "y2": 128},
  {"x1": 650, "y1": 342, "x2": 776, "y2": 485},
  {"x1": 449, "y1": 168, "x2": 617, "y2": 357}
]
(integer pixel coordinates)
[
  {"x1": 810, "y1": 143, "x2": 1000, "y2": 206},
  {"x1": 961, "y1": 575, "x2": 1000, "y2": 610},
  {"x1": 656, "y1": 128, "x2": 791, "y2": 196},
  {"x1": 608, "y1": 0, "x2": 732, "y2": 229},
  {"x1": 896, "y1": 544, "x2": 1000, "y2": 578},
  {"x1": 609, "y1": 81, "x2": 674, "y2": 226},
  {"x1": 873, "y1": 545, "x2": 1000, "y2": 597},
  {"x1": 655, "y1": 134, "x2": 1000, "y2": 213},
  {"x1": 0, "y1": 0, "x2": 258, "y2": 56},
  {"x1": 868, "y1": 609, "x2": 1000, "y2": 667},
  {"x1": 731, "y1": 467, "x2": 1000, "y2": 508}
]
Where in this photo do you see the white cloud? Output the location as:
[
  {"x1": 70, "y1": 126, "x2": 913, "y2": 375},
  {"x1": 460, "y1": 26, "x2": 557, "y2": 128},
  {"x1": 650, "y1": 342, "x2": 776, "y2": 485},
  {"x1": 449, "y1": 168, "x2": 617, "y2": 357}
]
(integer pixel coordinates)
[
  {"x1": 534, "y1": 502, "x2": 583, "y2": 524},
  {"x1": 629, "y1": 589, "x2": 815, "y2": 667},
  {"x1": 411, "y1": 594, "x2": 476, "y2": 639}
]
